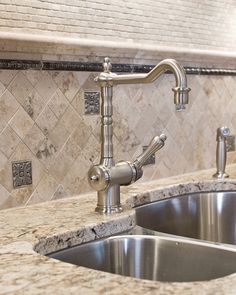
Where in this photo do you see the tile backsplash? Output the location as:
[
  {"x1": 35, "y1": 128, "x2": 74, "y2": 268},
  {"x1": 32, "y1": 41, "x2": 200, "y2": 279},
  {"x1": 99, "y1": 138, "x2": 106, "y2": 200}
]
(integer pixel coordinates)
[{"x1": 0, "y1": 69, "x2": 236, "y2": 210}]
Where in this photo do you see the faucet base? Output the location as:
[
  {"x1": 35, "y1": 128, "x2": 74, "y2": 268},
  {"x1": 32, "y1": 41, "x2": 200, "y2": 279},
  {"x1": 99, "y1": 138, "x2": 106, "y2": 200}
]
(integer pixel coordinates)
[
  {"x1": 212, "y1": 172, "x2": 229, "y2": 179},
  {"x1": 95, "y1": 184, "x2": 123, "y2": 214},
  {"x1": 95, "y1": 204, "x2": 123, "y2": 214}
]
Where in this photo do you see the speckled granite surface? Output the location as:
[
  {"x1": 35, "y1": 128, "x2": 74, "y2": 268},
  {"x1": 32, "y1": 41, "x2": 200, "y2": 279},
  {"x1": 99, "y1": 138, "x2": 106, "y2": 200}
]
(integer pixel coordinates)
[{"x1": 1, "y1": 165, "x2": 236, "y2": 294}]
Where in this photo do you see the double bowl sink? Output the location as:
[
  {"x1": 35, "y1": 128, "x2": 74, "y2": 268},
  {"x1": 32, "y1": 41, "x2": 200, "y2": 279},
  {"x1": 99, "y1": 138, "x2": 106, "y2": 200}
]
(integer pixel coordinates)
[{"x1": 48, "y1": 191, "x2": 236, "y2": 282}]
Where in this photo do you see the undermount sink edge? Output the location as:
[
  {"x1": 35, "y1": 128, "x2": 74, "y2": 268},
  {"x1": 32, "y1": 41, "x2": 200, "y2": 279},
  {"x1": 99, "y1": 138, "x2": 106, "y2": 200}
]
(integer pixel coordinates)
[
  {"x1": 135, "y1": 190, "x2": 236, "y2": 246},
  {"x1": 126, "y1": 179, "x2": 236, "y2": 209},
  {"x1": 34, "y1": 182, "x2": 236, "y2": 285}
]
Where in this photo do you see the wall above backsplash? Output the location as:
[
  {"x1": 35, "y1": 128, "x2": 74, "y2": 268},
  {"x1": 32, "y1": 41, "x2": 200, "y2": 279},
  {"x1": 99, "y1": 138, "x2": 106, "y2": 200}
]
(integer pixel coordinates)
[
  {"x1": 0, "y1": 1, "x2": 235, "y2": 67},
  {"x1": 0, "y1": 1, "x2": 236, "y2": 210}
]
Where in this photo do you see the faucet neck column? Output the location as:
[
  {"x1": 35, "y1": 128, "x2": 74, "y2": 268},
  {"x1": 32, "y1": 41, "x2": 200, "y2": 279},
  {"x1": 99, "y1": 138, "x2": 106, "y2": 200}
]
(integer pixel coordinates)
[
  {"x1": 100, "y1": 85, "x2": 114, "y2": 167},
  {"x1": 95, "y1": 83, "x2": 122, "y2": 214}
]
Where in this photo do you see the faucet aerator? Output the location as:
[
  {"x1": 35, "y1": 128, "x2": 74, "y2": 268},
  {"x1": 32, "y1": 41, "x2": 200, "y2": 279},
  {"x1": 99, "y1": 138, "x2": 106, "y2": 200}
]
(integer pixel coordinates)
[{"x1": 172, "y1": 86, "x2": 190, "y2": 108}]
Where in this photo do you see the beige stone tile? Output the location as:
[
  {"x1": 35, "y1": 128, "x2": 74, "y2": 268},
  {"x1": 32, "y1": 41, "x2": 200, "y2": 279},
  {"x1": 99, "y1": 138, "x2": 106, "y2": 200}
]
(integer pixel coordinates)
[
  {"x1": 81, "y1": 133, "x2": 100, "y2": 165},
  {"x1": 0, "y1": 150, "x2": 8, "y2": 171},
  {"x1": 51, "y1": 71, "x2": 80, "y2": 102},
  {"x1": 0, "y1": 125, "x2": 21, "y2": 158},
  {"x1": 26, "y1": 173, "x2": 58, "y2": 205},
  {"x1": 49, "y1": 135, "x2": 81, "y2": 182},
  {"x1": 11, "y1": 186, "x2": 34, "y2": 207},
  {"x1": 8, "y1": 72, "x2": 33, "y2": 103},
  {"x1": 0, "y1": 70, "x2": 18, "y2": 87},
  {"x1": 70, "y1": 119, "x2": 92, "y2": 151},
  {"x1": 71, "y1": 88, "x2": 84, "y2": 117},
  {"x1": 24, "y1": 124, "x2": 46, "y2": 155},
  {"x1": 36, "y1": 104, "x2": 58, "y2": 135},
  {"x1": 113, "y1": 87, "x2": 131, "y2": 119},
  {"x1": 0, "y1": 158, "x2": 12, "y2": 193},
  {"x1": 80, "y1": 73, "x2": 98, "y2": 91},
  {"x1": 0, "y1": 90, "x2": 20, "y2": 131},
  {"x1": 51, "y1": 184, "x2": 70, "y2": 200},
  {"x1": 35, "y1": 137, "x2": 57, "y2": 169},
  {"x1": 9, "y1": 107, "x2": 34, "y2": 140},
  {"x1": 0, "y1": 81, "x2": 6, "y2": 97},
  {"x1": 61, "y1": 154, "x2": 90, "y2": 195},
  {"x1": 0, "y1": 195, "x2": 19, "y2": 210},
  {"x1": 35, "y1": 72, "x2": 57, "y2": 102},
  {"x1": 49, "y1": 119, "x2": 70, "y2": 152},
  {"x1": 23, "y1": 70, "x2": 43, "y2": 87},
  {"x1": 61, "y1": 105, "x2": 82, "y2": 132},
  {"x1": 75, "y1": 72, "x2": 90, "y2": 86},
  {"x1": 0, "y1": 182, "x2": 10, "y2": 208},
  {"x1": 113, "y1": 135, "x2": 131, "y2": 163},
  {"x1": 48, "y1": 89, "x2": 69, "y2": 119},
  {"x1": 23, "y1": 89, "x2": 45, "y2": 121},
  {"x1": 223, "y1": 76, "x2": 236, "y2": 98}
]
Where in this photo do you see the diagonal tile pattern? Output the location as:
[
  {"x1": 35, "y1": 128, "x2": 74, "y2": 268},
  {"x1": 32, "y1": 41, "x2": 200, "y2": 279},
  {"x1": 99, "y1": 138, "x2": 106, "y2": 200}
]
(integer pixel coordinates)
[{"x1": 0, "y1": 69, "x2": 236, "y2": 210}]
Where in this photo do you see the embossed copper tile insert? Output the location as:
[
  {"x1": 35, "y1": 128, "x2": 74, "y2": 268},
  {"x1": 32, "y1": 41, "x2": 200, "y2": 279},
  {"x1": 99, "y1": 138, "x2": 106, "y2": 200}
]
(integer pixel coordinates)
[
  {"x1": 84, "y1": 91, "x2": 100, "y2": 115},
  {"x1": 12, "y1": 160, "x2": 32, "y2": 188}
]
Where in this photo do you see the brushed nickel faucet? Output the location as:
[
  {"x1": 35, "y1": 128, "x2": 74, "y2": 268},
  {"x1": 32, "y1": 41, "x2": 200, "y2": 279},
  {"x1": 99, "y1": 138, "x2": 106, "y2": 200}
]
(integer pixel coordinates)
[
  {"x1": 88, "y1": 58, "x2": 190, "y2": 214},
  {"x1": 213, "y1": 127, "x2": 230, "y2": 179}
]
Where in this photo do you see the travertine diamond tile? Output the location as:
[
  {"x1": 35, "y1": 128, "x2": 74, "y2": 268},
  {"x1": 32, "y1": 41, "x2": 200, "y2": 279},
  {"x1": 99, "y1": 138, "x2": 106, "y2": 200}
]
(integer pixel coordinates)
[
  {"x1": 26, "y1": 173, "x2": 58, "y2": 205},
  {"x1": 9, "y1": 107, "x2": 34, "y2": 140},
  {"x1": 24, "y1": 124, "x2": 46, "y2": 156},
  {"x1": 35, "y1": 72, "x2": 57, "y2": 102},
  {"x1": 11, "y1": 186, "x2": 34, "y2": 207},
  {"x1": 61, "y1": 105, "x2": 82, "y2": 132},
  {"x1": 51, "y1": 184, "x2": 69, "y2": 200},
  {"x1": 23, "y1": 70, "x2": 43, "y2": 87},
  {"x1": 36, "y1": 104, "x2": 58, "y2": 135},
  {"x1": 0, "y1": 90, "x2": 20, "y2": 130},
  {"x1": 0, "y1": 70, "x2": 18, "y2": 87},
  {"x1": 0, "y1": 125, "x2": 20, "y2": 158},
  {"x1": 23, "y1": 89, "x2": 45, "y2": 121},
  {"x1": 0, "y1": 184, "x2": 10, "y2": 207},
  {"x1": 51, "y1": 71, "x2": 80, "y2": 102},
  {"x1": 8, "y1": 72, "x2": 33, "y2": 103},
  {"x1": 49, "y1": 135, "x2": 81, "y2": 182},
  {"x1": 70, "y1": 119, "x2": 93, "y2": 151},
  {"x1": 48, "y1": 89, "x2": 69, "y2": 119}
]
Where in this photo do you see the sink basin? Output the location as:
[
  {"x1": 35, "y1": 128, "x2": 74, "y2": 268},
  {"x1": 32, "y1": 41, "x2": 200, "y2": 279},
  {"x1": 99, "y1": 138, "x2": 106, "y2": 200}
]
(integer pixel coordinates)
[
  {"x1": 48, "y1": 235, "x2": 236, "y2": 282},
  {"x1": 135, "y1": 191, "x2": 236, "y2": 244}
]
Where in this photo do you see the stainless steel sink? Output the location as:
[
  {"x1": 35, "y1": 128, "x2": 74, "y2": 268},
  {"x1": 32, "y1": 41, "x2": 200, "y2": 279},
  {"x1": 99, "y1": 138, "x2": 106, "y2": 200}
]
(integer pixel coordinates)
[
  {"x1": 135, "y1": 191, "x2": 236, "y2": 244},
  {"x1": 48, "y1": 235, "x2": 236, "y2": 282}
]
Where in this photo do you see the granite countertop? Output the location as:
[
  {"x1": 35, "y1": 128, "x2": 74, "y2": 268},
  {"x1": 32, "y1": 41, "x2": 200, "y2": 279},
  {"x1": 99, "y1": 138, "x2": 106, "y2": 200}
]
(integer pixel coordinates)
[{"x1": 1, "y1": 165, "x2": 236, "y2": 295}]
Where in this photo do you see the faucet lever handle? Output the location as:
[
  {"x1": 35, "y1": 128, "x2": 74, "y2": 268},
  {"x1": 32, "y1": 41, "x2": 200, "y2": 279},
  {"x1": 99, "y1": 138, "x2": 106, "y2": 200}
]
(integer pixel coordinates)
[{"x1": 134, "y1": 134, "x2": 167, "y2": 170}]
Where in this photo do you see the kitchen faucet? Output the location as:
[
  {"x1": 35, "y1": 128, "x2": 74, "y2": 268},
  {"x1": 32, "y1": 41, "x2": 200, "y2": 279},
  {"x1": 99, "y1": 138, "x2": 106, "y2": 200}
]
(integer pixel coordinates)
[{"x1": 88, "y1": 57, "x2": 190, "y2": 214}]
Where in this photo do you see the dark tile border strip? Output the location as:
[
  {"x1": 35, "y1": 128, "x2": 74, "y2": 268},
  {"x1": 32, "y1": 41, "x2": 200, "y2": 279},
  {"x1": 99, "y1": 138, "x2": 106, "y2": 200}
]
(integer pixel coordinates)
[{"x1": 0, "y1": 59, "x2": 235, "y2": 76}]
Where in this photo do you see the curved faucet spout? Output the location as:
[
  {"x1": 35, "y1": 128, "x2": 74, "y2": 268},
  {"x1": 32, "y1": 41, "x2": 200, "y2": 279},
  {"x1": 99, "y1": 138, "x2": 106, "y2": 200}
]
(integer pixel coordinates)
[{"x1": 96, "y1": 58, "x2": 190, "y2": 109}]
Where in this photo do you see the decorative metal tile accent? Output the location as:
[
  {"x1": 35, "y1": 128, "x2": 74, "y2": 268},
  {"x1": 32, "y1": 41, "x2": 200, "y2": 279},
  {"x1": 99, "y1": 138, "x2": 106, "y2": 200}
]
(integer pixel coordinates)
[
  {"x1": 12, "y1": 160, "x2": 32, "y2": 188},
  {"x1": 0, "y1": 59, "x2": 235, "y2": 75},
  {"x1": 84, "y1": 91, "x2": 100, "y2": 115},
  {"x1": 142, "y1": 146, "x2": 155, "y2": 165},
  {"x1": 226, "y1": 135, "x2": 235, "y2": 152}
]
